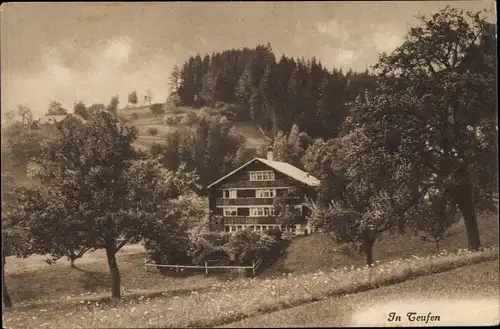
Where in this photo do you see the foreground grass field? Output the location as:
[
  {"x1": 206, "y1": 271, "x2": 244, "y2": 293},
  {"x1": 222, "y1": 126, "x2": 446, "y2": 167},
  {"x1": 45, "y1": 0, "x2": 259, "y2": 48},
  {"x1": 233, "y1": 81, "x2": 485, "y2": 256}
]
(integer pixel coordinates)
[
  {"x1": 3, "y1": 247, "x2": 498, "y2": 328},
  {"x1": 222, "y1": 260, "x2": 500, "y2": 327}
]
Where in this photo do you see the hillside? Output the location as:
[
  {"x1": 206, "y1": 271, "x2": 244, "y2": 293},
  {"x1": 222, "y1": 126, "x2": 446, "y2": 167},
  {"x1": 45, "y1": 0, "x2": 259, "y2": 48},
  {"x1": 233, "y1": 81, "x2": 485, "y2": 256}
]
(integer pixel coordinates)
[
  {"x1": 261, "y1": 211, "x2": 499, "y2": 277},
  {"x1": 117, "y1": 103, "x2": 269, "y2": 151}
]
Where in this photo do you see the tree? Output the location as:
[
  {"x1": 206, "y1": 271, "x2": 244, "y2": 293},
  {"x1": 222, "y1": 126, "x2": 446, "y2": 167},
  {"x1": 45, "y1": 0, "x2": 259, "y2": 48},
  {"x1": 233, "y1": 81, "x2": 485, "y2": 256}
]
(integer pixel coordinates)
[
  {"x1": 15, "y1": 112, "x2": 201, "y2": 298},
  {"x1": 128, "y1": 91, "x2": 138, "y2": 107},
  {"x1": 46, "y1": 101, "x2": 68, "y2": 116},
  {"x1": 169, "y1": 65, "x2": 181, "y2": 93},
  {"x1": 4, "y1": 186, "x2": 92, "y2": 268},
  {"x1": 17, "y1": 106, "x2": 33, "y2": 127},
  {"x1": 414, "y1": 187, "x2": 459, "y2": 253},
  {"x1": 3, "y1": 110, "x2": 17, "y2": 125},
  {"x1": 73, "y1": 101, "x2": 88, "y2": 120},
  {"x1": 273, "y1": 196, "x2": 304, "y2": 232},
  {"x1": 106, "y1": 96, "x2": 119, "y2": 115},
  {"x1": 145, "y1": 89, "x2": 153, "y2": 105},
  {"x1": 87, "y1": 103, "x2": 106, "y2": 117},
  {"x1": 371, "y1": 7, "x2": 497, "y2": 250}
]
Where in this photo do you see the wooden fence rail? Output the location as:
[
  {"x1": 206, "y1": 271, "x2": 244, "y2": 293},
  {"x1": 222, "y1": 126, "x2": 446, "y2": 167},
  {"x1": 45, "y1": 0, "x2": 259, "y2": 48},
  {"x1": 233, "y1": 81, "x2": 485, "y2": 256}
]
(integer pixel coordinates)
[{"x1": 144, "y1": 258, "x2": 264, "y2": 276}]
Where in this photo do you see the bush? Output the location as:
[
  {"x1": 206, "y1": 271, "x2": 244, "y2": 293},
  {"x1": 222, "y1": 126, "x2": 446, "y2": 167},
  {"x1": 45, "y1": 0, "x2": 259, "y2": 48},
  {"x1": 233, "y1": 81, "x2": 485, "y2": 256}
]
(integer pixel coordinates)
[
  {"x1": 164, "y1": 116, "x2": 176, "y2": 125},
  {"x1": 181, "y1": 112, "x2": 200, "y2": 126},
  {"x1": 223, "y1": 231, "x2": 278, "y2": 265},
  {"x1": 188, "y1": 232, "x2": 231, "y2": 265},
  {"x1": 131, "y1": 113, "x2": 139, "y2": 120},
  {"x1": 147, "y1": 127, "x2": 159, "y2": 136},
  {"x1": 266, "y1": 228, "x2": 283, "y2": 241}
]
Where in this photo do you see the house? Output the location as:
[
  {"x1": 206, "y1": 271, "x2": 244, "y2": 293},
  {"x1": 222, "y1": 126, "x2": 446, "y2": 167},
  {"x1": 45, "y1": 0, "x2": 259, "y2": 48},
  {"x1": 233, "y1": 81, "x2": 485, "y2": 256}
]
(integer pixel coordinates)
[{"x1": 206, "y1": 148, "x2": 320, "y2": 235}]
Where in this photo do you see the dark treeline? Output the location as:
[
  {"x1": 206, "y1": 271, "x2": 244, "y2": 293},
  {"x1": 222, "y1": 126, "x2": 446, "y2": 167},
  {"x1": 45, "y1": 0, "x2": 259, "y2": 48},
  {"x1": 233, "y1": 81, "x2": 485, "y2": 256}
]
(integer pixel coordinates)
[{"x1": 175, "y1": 43, "x2": 377, "y2": 139}]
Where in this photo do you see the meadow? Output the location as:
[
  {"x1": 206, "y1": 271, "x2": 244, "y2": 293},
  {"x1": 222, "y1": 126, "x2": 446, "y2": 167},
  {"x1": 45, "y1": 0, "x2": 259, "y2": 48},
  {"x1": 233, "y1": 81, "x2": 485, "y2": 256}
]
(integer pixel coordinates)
[{"x1": 3, "y1": 213, "x2": 498, "y2": 328}]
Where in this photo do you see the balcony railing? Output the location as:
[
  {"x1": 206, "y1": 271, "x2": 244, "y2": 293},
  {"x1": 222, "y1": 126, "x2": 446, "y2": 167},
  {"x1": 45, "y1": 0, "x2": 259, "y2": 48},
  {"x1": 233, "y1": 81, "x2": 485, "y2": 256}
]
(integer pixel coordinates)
[
  {"x1": 216, "y1": 198, "x2": 274, "y2": 206},
  {"x1": 216, "y1": 196, "x2": 301, "y2": 206},
  {"x1": 218, "y1": 179, "x2": 293, "y2": 188},
  {"x1": 221, "y1": 216, "x2": 278, "y2": 225}
]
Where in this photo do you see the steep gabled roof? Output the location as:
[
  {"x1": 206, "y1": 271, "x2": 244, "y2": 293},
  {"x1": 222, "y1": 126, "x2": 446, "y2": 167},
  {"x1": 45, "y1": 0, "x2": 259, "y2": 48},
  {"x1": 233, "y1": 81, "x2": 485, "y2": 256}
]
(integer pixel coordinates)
[{"x1": 207, "y1": 157, "x2": 320, "y2": 188}]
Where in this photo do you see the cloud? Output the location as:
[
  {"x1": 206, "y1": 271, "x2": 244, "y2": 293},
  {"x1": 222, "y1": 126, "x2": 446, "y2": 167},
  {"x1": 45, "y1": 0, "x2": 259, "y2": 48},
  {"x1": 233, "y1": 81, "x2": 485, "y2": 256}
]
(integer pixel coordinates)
[
  {"x1": 315, "y1": 19, "x2": 353, "y2": 45},
  {"x1": 103, "y1": 36, "x2": 133, "y2": 64},
  {"x1": 371, "y1": 24, "x2": 404, "y2": 54},
  {"x1": 1, "y1": 36, "x2": 174, "y2": 118}
]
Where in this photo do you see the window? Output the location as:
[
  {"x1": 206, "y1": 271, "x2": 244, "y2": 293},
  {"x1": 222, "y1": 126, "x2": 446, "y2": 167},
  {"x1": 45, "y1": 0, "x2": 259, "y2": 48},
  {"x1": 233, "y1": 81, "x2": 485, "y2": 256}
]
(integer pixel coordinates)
[
  {"x1": 223, "y1": 189, "x2": 237, "y2": 199},
  {"x1": 256, "y1": 189, "x2": 276, "y2": 198},
  {"x1": 223, "y1": 207, "x2": 237, "y2": 216},
  {"x1": 250, "y1": 207, "x2": 275, "y2": 217},
  {"x1": 249, "y1": 171, "x2": 275, "y2": 181}
]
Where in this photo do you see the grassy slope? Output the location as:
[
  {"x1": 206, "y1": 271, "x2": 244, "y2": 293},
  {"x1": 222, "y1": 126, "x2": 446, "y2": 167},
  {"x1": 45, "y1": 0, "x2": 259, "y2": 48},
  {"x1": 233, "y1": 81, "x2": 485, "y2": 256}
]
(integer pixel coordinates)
[
  {"x1": 222, "y1": 260, "x2": 500, "y2": 328},
  {"x1": 4, "y1": 212, "x2": 497, "y2": 306},
  {"x1": 262, "y1": 212, "x2": 499, "y2": 277},
  {"x1": 118, "y1": 104, "x2": 269, "y2": 151}
]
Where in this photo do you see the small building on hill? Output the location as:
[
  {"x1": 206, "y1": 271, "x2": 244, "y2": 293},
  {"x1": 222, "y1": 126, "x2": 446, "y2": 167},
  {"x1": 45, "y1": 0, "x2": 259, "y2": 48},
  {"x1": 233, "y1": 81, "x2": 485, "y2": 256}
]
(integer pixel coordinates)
[{"x1": 206, "y1": 148, "x2": 320, "y2": 235}]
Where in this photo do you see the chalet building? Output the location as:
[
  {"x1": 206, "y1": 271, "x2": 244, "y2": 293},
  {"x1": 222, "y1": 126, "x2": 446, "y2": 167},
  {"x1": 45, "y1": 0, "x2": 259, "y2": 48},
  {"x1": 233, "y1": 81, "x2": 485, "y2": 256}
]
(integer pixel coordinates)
[{"x1": 207, "y1": 148, "x2": 320, "y2": 235}]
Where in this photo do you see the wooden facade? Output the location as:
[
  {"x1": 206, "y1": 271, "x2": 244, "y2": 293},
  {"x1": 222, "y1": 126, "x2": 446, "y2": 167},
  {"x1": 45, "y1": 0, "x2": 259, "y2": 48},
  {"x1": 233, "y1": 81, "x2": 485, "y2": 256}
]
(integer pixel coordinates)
[{"x1": 207, "y1": 157, "x2": 319, "y2": 235}]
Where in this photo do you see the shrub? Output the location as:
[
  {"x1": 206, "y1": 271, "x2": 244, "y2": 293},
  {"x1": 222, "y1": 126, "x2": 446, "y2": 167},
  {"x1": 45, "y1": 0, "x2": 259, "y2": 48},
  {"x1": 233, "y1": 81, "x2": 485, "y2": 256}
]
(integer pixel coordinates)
[
  {"x1": 188, "y1": 232, "x2": 231, "y2": 265},
  {"x1": 131, "y1": 113, "x2": 139, "y2": 120},
  {"x1": 266, "y1": 228, "x2": 283, "y2": 241},
  {"x1": 164, "y1": 116, "x2": 176, "y2": 125},
  {"x1": 147, "y1": 127, "x2": 159, "y2": 136},
  {"x1": 181, "y1": 112, "x2": 200, "y2": 126},
  {"x1": 223, "y1": 230, "x2": 278, "y2": 265}
]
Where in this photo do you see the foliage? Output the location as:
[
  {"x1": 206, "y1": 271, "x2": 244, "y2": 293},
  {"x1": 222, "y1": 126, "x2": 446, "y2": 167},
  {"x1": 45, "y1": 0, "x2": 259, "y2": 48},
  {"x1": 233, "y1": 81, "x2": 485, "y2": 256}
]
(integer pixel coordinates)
[
  {"x1": 87, "y1": 103, "x2": 106, "y2": 117},
  {"x1": 223, "y1": 230, "x2": 279, "y2": 265},
  {"x1": 176, "y1": 44, "x2": 377, "y2": 139},
  {"x1": 414, "y1": 188, "x2": 460, "y2": 253},
  {"x1": 143, "y1": 193, "x2": 206, "y2": 268},
  {"x1": 153, "y1": 115, "x2": 254, "y2": 191},
  {"x1": 273, "y1": 196, "x2": 304, "y2": 230},
  {"x1": 367, "y1": 6, "x2": 498, "y2": 250},
  {"x1": 302, "y1": 138, "x2": 347, "y2": 207},
  {"x1": 187, "y1": 232, "x2": 231, "y2": 265},
  {"x1": 271, "y1": 124, "x2": 311, "y2": 168},
  {"x1": 106, "y1": 96, "x2": 119, "y2": 115},
  {"x1": 46, "y1": 101, "x2": 68, "y2": 116},
  {"x1": 72, "y1": 101, "x2": 88, "y2": 120},
  {"x1": 8, "y1": 111, "x2": 201, "y2": 298},
  {"x1": 128, "y1": 91, "x2": 138, "y2": 106},
  {"x1": 1, "y1": 123, "x2": 55, "y2": 167},
  {"x1": 147, "y1": 127, "x2": 159, "y2": 136}
]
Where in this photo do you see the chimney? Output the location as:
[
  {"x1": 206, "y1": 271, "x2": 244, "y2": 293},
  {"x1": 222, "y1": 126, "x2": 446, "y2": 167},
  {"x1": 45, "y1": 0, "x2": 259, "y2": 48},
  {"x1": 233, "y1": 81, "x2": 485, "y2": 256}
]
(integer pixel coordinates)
[{"x1": 266, "y1": 146, "x2": 274, "y2": 161}]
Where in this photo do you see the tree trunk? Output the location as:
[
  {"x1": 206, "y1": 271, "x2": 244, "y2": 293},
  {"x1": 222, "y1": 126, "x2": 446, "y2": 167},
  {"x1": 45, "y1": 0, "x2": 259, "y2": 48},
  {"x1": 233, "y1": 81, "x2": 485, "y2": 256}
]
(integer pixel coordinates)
[
  {"x1": 435, "y1": 240, "x2": 440, "y2": 254},
  {"x1": 70, "y1": 257, "x2": 76, "y2": 268},
  {"x1": 363, "y1": 234, "x2": 376, "y2": 266},
  {"x1": 457, "y1": 198, "x2": 481, "y2": 251},
  {"x1": 2, "y1": 253, "x2": 12, "y2": 308},
  {"x1": 105, "y1": 246, "x2": 121, "y2": 299}
]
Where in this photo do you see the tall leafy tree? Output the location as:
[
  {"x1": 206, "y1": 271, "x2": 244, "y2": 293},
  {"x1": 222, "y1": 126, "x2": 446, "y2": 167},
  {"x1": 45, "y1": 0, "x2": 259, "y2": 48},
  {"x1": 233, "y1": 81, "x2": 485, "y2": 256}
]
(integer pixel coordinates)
[
  {"x1": 73, "y1": 101, "x2": 88, "y2": 120},
  {"x1": 46, "y1": 101, "x2": 68, "y2": 116},
  {"x1": 128, "y1": 91, "x2": 138, "y2": 107},
  {"x1": 6, "y1": 112, "x2": 198, "y2": 298},
  {"x1": 370, "y1": 6, "x2": 497, "y2": 250}
]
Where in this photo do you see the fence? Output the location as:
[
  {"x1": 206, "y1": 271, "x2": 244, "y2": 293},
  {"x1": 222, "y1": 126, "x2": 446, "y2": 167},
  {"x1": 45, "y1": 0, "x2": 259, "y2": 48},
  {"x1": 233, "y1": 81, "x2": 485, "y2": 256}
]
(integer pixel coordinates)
[{"x1": 144, "y1": 258, "x2": 264, "y2": 276}]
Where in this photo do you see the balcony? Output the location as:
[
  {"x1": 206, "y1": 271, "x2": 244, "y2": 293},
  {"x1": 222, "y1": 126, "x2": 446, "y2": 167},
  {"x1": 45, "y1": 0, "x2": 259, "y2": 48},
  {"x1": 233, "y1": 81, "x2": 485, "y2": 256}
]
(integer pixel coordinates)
[
  {"x1": 221, "y1": 216, "x2": 278, "y2": 225},
  {"x1": 216, "y1": 196, "x2": 302, "y2": 206},
  {"x1": 218, "y1": 179, "x2": 293, "y2": 188},
  {"x1": 216, "y1": 198, "x2": 274, "y2": 206}
]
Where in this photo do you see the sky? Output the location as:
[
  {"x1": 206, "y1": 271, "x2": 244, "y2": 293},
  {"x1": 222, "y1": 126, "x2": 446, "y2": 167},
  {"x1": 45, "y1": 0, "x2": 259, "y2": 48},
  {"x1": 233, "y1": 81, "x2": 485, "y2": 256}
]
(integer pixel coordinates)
[{"x1": 1, "y1": 1, "x2": 496, "y2": 118}]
